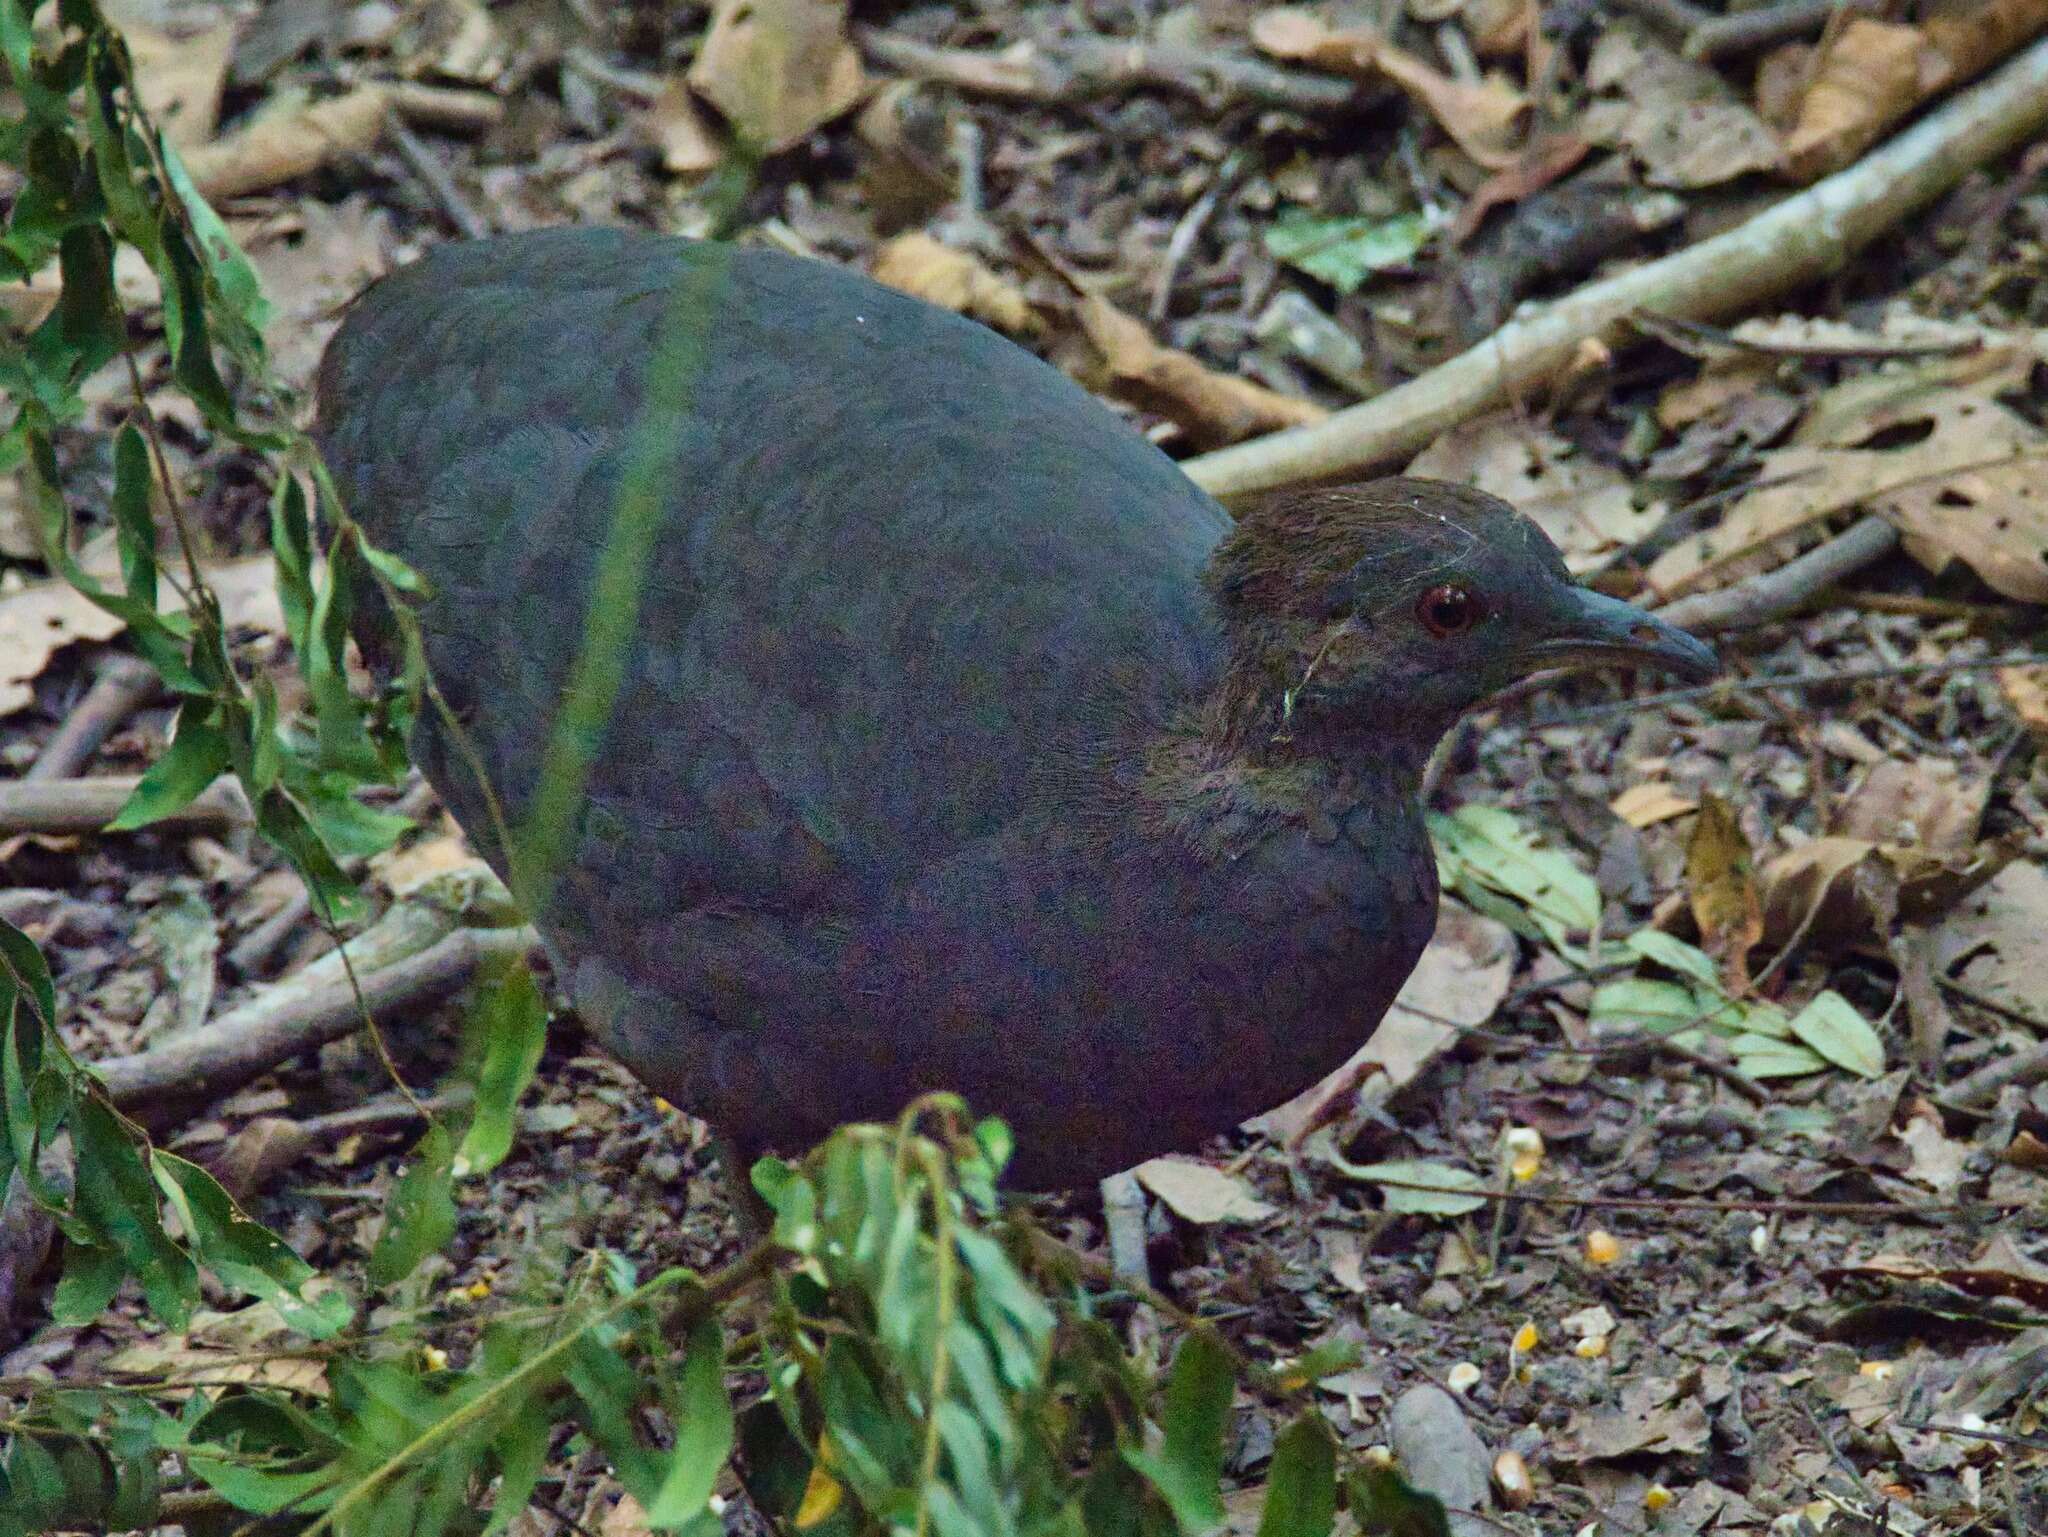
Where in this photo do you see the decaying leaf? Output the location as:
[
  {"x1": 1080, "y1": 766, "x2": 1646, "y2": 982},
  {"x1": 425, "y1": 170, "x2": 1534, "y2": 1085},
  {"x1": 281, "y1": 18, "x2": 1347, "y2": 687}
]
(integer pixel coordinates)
[
  {"x1": 118, "y1": 14, "x2": 238, "y2": 151},
  {"x1": 1560, "y1": 1376, "x2": 1711, "y2": 1461},
  {"x1": 1759, "y1": 835, "x2": 2014, "y2": 950},
  {"x1": 1578, "y1": 22, "x2": 1782, "y2": 187},
  {"x1": 1997, "y1": 664, "x2": 2048, "y2": 742},
  {"x1": 642, "y1": 78, "x2": 725, "y2": 175},
  {"x1": 689, "y1": 0, "x2": 866, "y2": 155},
  {"x1": 870, "y1": 234, "x2": 1037, "y2": 337},
  {"x1": 1610, "y1": 781, "x2": 1699, "y2": 828},
  {"x1": 1248, "y1": 901, "x2": 1514, "y2": 1145},
  {"x1": 1075, "y1": 292, "x2": 1326, "y2": 450},
  {"x1": 1133, "y1": 1157, "x2": 1277, "y2": 1224},
  {"x1": 1405, "y1": 414, "x2": 1667, "y2": 573},
  {"x1": 1250, "y1": 9, "x2": 1526, "y2": 168},
  {"x1": 1931, "y1": 859, "x2": 2048, "y2": 1017},
  {"x1": 1835, "y1": 758, "x2": 1987, "y2": 858},
  {"x1": 1648, "y1": 350, "x2": 2048, "y2": 603},
  {"x1": 1686, "y1": 794, "x2": 1761, "y2": 991}
]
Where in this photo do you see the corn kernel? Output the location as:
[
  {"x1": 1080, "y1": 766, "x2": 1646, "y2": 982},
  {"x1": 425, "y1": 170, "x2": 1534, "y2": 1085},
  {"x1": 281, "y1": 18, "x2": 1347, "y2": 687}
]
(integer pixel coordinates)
[
  {"x1": 422, "y1": 1345, "x2": 448, "y2": 1371},
  {"x1": 1859, "y1": 1360, "x2": 1894, "y2": 1381},
  {"x1": 1492, "y1": 1450, "x2": 1533, "y2": 1510},
  {"x1": 1446, "y1": 1362, "x2": 1481, "y2": 1393},
  {"x1": 1512, "y1": 1322, "x2": 1540, "y2": 1354},
  {"x1": 1575, "y1": 1335, "x2": 1608, "y2": 1360},
  {"x1": 1644, "y1": 1484, "x2": 1675, "y2": 1512},
  {"x1": 1583, "y1": 1229, "x2": 1621, "y2": 1266},
  {"x1": 1503, "y1": 1127, "x2": 1545, "y2": 1182}
]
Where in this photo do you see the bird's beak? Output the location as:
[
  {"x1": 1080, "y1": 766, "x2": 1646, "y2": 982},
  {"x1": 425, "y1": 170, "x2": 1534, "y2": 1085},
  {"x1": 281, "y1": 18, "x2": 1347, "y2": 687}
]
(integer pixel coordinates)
[{"x1": 1525, "y1": 586, "x2": 1720, "y2": 682}]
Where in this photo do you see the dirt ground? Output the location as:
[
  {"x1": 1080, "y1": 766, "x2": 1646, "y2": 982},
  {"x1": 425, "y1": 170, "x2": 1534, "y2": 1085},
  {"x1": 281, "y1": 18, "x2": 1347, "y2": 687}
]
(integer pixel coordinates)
[{"x1": 4, "y1": 0, "x2": 2048, "y2": 1532}]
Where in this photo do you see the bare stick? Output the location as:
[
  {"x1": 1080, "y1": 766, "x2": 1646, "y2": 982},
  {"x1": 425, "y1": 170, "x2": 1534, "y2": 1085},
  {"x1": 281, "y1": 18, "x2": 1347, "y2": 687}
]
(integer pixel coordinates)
[
  {"x1": 859, "y1": 28, "x2": 1364, "y2": 115},
  {"x1": 1651, "y1": 516, "x2": 1900, "y2": 632},
  {"x1": 385, "y1": 113, "x2": 492, "y2": 240},
  {"x1": 1183, "y1": 36, "x2": 2048, "y2": 499},
  {"x1": 0, "y1": 776, "x2": 250, "y2": 836},
  {"x1": 95, "y1": 924, "x2": 537, "y2": 1107},
  {"x1": 1685, "y1": 0, "x2": 1874, "y2": 62},
  {"x1": 25, "y1": 655, "x2": 159, "y2": 781},
  {"x1": 1939, "y1": 1037, "x2": 2048, "y2": 1109}
]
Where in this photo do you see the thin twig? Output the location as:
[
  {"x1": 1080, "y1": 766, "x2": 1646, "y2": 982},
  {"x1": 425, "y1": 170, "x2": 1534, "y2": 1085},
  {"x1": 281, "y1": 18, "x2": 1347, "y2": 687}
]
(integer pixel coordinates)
[
  {"x1": 384, "y1": 113, "x2": 492, "y2": 239},
  {"x1": 1651, "y1": 516, "x2": 1901, "y2": 633},
  {"x1": 26, "y1": 655, "x2": 160, "y2": 781}
]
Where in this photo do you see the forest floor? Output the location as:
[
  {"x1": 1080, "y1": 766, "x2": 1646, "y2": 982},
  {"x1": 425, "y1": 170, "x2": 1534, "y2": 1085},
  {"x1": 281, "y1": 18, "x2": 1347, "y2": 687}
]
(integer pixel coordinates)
[{"x1": 5, "y1": 0, "x2": 2048, "y2": 1532}]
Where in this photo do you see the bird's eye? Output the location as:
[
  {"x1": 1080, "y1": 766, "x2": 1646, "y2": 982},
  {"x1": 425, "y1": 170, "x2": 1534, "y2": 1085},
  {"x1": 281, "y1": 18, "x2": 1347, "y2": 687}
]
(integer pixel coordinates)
[{"x1": 1416, "y1": 584, "x2": 1481, "y2": 637}]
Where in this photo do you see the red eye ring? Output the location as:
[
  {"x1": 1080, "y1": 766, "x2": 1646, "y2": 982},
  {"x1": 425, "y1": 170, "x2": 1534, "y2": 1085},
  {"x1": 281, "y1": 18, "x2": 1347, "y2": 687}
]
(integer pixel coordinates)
[{"x1": 1417, "y1": 584, "x2": 1481, "y2": 637}]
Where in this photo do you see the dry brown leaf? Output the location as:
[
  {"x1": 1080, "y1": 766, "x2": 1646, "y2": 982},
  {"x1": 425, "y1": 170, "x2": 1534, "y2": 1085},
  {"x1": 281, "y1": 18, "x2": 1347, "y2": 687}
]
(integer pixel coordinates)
[
  {"x1": 1753, "y1": 41, "x2": 1813, "y2": 131},
  {"x1": 642, "y1": 79, "x2": 724, "y2": 175},
  {"x1": 1646, "y1": 353, "x2": 2048, "y2": 601},
  {"x1": 1579, "y1": 23, "x2": 1782, "y2": 188},
  {"x1": 1247, "y1": 902, "x2": 1513, "y2": 1144},
  {"x1": 1249, "y1": 9, "x2": 1526, "y2": 168},
  {"x1": 1997, "y1": 664, "x2": 2048, "y2": 741},
  {"x1": 689, "y1": 0, "x2": 866, "y2": 155},
  {"x1": 119, "y1": 15, "x2": 237, "y2": 151},
  {"x1": 1779, "y1": 18, "x2": 1925, "y2": 180},
  {"x1": 1687, "y1": 794, "x2": 1761, "y2": 990},
  {"x1": 1931, "y1": 859, "x2": 2048, "y2": 1016},
  {"x1": 413, "y1": 0, "x2": 506, "y2": 85},
  {"x1": 1610, "y1": 782, "x2": 1698, "y2": 828},
  {"x1": 0, "y1": 552, "x2": 281, "y2": 717},
  {"x1": 180, "y1": 86, "x2": 391, "y2": 200},
  {"x1": 1782, "y1": 1, "x2": 2048, "y2": 180},
  {"x1": 1761, "y1": 835, "x2": 2014, "y2": 949},
  {"x1": 870, "y1": 234, "x2": 1037, "y2": 337},
  {"x1": 1836, "y1": 759, "x2": 1988, "y2": 857},
  {"x1": 1824, "y1": 1234, "x2": 2048, "y2": 1311},
  {"x1": 1133, "y1": 1157, "x2": 1277, "y2": 1224},
  {"x1": 1406, "y1": 414, "x2": 1666, "y2": 572},
  {"x1": 1077, "y1": 293, "x2": 1325, "y2": 450},
  {"x1": 1896, "y1": 1100, "x2": 1969, "y2": 1195}
]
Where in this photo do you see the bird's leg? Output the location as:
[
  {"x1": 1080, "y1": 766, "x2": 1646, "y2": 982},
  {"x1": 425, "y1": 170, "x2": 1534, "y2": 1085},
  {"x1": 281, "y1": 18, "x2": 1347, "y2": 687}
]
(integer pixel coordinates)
[
  {"x1": 1098, "y1": 1170, "x2": 1153, "y2": 1290},
  {"x1": 714, "y1": 1133, "x2": 774, "y2": 1241}
]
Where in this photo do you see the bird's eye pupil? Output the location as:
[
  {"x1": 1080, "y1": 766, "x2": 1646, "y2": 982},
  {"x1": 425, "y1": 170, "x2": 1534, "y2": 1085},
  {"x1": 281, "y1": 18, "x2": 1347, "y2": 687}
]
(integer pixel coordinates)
[{"x1": 1417, "y1": 584, "x2": 1478, "y2": 637}]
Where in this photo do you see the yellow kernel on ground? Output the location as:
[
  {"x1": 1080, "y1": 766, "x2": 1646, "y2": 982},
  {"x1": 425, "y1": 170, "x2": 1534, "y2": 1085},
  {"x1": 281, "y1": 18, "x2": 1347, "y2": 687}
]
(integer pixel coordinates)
[
  {"x1": 1576, "y1": 1335, "x2": 1608, "y2": 1360},
  {"x1": 464, "y1": 1279, "x2": 492, "y2": 1300},
  {"x1": 1445, "y1": 1362, "x2": 1482, "y2": 1393},
  {"x1": 1361, "y1": 1445, "x2": 1395, "y2": 1468},
  {"x1": 653, "y1": 1097, "x2": 677, "y2": 1114},
  {"x1": 795, "y1": 1464, "x2": 843, "y2": 1528},
  {"x1": 421, "y1": 1345, "x2": 448, "y2": 1371},
  {"x1": 1859, "y1": 1360, "x2": 1894, "y2": 1381},
  {"x1": 1503, "y1": 1127, "x2": 1545, "y2": 1182},
  {"x1": 1644, "y1": 1485, "x2": 1675, "y2": 1513},
  {"x1": 1492, "y1": 1450, "x2": 1533, "y2": 1510},
  {"x1": 1512, "y1": 1322, "x2": 1540, "y2": 1354},
  {"x1": 1584, "y1": 1229, "x2": 1621, "y2": 1266}
]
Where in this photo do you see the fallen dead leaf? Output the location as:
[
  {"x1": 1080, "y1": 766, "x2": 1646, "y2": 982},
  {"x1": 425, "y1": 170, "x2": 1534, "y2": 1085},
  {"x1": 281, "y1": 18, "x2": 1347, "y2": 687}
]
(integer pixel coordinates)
[
  {"x1": 689, "y1": 0, "x2": 867, "y2": 155},
  {"x1": 871, "y1": 234, "x2": 1037, "y2": 337},
  {"x1": 1076, "y1": 292, "x2": 1325, "y2": 450},
  {"x1": 1930, "y1": 858, "x2": 2048, "y2": 1017},
  {"x1": 1779, "y1": 18, "x2": 1924, "y2": 180},
  {"x1": 1760, "y1": 834, "x2": 2013, "y2": 950},
  {"x1": 1406, "y1": 414, "x2": 1666, "y2": 572},
  {"x1": 1579, "y1": 22, "x2": 1783, "y2": 188},
  {"x1": 1687, "y1": 794, "x2": 1761, "y2": 990},
  {"x1": 1610, "y1": 782, "x2": 1699, "y2": 828},
  {"x1": 1248, "y1": 901, "x2": 1514, "y2": 1145},
  {"x1": 1895, "y1": 1100, "x2": 1969, "y2": 1196},
  {"x1": 1133, "y1": 1157, "x2": 1277, "y2": 1224},
  {"x1": 642, "y1": 78, "x2": 724, "y2": 175},
  {"x1": 1250, "y1": 9, "x2": 1526, "y2": 168},
  {"x1": 119, "y1": 14, "x2": 237, "y2": 151},
  {"x1": 1648, "y1": 351, "x2": 2048, "y2": 602},
  {"x1": 181, "y1": 86, "x2": 391, "y2": 201},
  {"x1": 1835, "y1": 758, "x2": 1988, "y2": 858},
  {"x1": 0, "y1": 552, "x2": 282, "y2": 717},
  {"x1": 1997, "y1": 664, "x2": 2048, "y2": 742},
  {"x1": 1561, "y1": 1376, "x2": 1711, "y2": 1461}
]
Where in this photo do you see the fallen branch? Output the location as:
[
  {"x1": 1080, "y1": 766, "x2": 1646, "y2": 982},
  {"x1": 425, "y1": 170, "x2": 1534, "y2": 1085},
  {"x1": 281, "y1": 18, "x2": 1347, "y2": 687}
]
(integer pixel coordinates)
[
  {"x1": 1651, "y1": 516, "x2": 1901, "y2": 632},
  {"x1": 181, "y1": 82, "x2": 502, "y2": 201},
  {"x1": 1183, "y1": 35, "x2": 2048, "y2": 499},
  {"x1": 0, "y1": 775, "x2": 250, "y2": 836},
  {"x1": 26, "y1": 655, "x2": 160, "y2": 781},
  {"x1": 858, "y1": 27, "x2": 1365, "y2": 115},
  {"x1": 96, "y1": 923, "x2": 537, "y2": 1107}
]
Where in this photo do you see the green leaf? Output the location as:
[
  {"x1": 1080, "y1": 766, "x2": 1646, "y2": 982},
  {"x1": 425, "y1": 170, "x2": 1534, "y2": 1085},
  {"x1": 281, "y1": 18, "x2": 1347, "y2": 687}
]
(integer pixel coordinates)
[
  {"x1": 1786, "y1": 990, "x2": 1885, "y2": 1079},
  {"x1": 368, "y1": 1124, "x2": 458, "y2": 1286},
  {"x1": 50, "y1": 1240, "x2": 124, "y2": 1324},
  {"x1": 455, "y1": 962, "x2": 548, "y2": 1177},
  {"x1": 1429, "y1": 806, "x2": 1600, "y2": 953},
  {"x1": 1257, "y1": 1414, "x2": 1337, "y2": 1537},
  {"x1": 152, "y1": 1152, "x2": 352, "y2": 1336},
  {"x1": 107, "y1": 421, "x2": 157, "y2": 606},
  {"x1": 646, "y1": 1310, "x2": 733, "y2": 1525},
  {"x1": 71, "y1": 1097, "x2": 197, "y2": 1328},
  {"x1": 1263, "y1": 210, "x2": 1436, "y2": 294},
  {"x1": 1347, "y1": 1463, "x2": 1451, "y2": 1537},
  {"x1": 106, "y1": 704, "x2": 230, "y2": 830},
  {"x1": 1327, "y1": 1159, "x2": 1487, "y2": 1217},
  {"x1": 1728, "y1": 1032, "x2": 1829, "y2": 1080},
  {"x1": 1125, "y1": 1328, "x2": 1233, "y2": 1534},
  {"x1": 1623, "y1": 929, "x2": 1721, "y2": 986}
]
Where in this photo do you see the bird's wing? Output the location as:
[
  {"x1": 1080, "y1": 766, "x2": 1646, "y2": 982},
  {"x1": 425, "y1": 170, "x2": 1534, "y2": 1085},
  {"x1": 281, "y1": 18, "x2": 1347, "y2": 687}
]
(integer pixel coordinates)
[{"x1": 313, "y1": 229, "x2": 1231, "y2": 921}]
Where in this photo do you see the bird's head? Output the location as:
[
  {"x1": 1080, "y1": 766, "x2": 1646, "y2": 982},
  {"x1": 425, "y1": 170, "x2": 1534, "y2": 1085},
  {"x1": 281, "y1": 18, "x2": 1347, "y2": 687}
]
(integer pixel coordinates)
[{"x1": 1203, "y1": 478, "x2": 1717, "y2": 769}]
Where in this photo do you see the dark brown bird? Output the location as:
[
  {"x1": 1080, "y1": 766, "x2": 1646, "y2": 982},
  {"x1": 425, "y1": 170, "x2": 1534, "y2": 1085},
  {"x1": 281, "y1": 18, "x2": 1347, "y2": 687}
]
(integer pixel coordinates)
[{"x1": 313, "y1": 229, "x2": 1714, "y2": 1189}]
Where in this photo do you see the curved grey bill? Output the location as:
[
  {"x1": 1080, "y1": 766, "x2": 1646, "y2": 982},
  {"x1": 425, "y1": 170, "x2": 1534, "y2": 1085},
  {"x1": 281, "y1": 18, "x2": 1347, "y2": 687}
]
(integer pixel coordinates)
[{"x1": 1527, "y1": 586, "x2": 1721, "y2": 682}]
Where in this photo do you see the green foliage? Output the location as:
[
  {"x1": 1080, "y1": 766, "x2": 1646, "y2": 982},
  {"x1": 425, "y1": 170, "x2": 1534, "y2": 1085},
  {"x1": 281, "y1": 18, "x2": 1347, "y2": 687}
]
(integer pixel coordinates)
[
  {"x1": 0, "y1": 7, "x2": 1458, "y2": 1535},
  {"x1": 1261, "y1": 209, "x2": 1438, "y2": 294}
]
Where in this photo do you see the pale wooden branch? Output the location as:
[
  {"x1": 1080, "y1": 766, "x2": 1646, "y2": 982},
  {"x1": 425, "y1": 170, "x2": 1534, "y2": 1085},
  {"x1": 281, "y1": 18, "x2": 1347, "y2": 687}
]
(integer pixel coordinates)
[
  {"x1": 0, "y1": 776, "x2": 250, "y2": 836},
  {"x1": 1651, "y1": 516, "x2": 1900, "y2": 632},
  {"x1": 1182, "y1": 36, "x2": 2048, "y2": 501}
]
